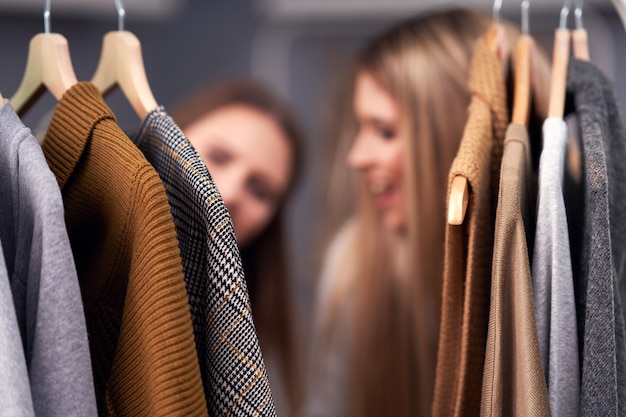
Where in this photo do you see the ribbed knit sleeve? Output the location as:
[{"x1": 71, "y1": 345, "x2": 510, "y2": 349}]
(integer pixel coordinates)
[
  {"x1": 42, "y1": 82, "x2": 208, "y2": 417},
  {"x1": 433, "y1": 36, "x2": 509, "y2": 417}
]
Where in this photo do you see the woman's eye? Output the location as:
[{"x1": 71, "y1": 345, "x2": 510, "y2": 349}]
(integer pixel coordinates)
[
  {"x1": 248, "y1": 178, "x2": 273, "y2": 203},
  {"x1": 378, "y1": 127, "x2": 396, "y2": 140},
  {"x1": 208, "y1": 149, "x2": 231, "y2": 165},
  {"x1": 372, "y1": 121, "x2": 396, "y2": 140}
]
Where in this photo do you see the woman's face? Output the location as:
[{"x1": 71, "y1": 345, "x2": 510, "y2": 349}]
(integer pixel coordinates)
[
  {"x1": 185, "y1": 104, "x2": 292, "y2": 248},
  {"x1": 348, "y1": 71, "x2": 407, "y2": 233}
]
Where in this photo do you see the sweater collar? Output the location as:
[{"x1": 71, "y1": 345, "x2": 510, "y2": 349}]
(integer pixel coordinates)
[
  {"x1": 468, "y1": 36, "x2": 507, "y2": 113},
  {"x1": 42, "y1": 82, "x2": 116, "y2": 190}
]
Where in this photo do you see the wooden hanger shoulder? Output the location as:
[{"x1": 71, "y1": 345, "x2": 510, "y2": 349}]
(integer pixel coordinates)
[
  {"x1": 547, "y1": 28, "x2": 571, "y2": 119},
  {"x1": 572, "y1": 29, "x2": 590, "y2": 61},
  {"x1": 512, "y1": 35, "x2": 533, "y2": 126},
  {"x1": 91, "y1": 30, "x2": 158, "y2": 120},
  {"x1": 11, "y1": 33, "x2": 78, "y2": 115}
]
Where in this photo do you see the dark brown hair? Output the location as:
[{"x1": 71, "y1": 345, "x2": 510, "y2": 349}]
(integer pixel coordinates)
[{"x1": 171, "y1": 78, "x2": 304, "y2": 414}]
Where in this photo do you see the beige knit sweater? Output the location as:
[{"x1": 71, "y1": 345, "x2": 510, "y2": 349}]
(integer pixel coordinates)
[{"x1": 432, "y1": 36, "x2": 509, "y2": 417}]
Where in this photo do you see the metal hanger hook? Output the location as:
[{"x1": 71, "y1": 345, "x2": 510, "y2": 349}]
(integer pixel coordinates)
[
  {"x1": 44, "y1": 0, "x2": 51, "y2": 33},
  {"x1": 575, "y1": 0, "x2": 584, "y2": 29},
  {"x1": 115, "y1": 0, "x2": 126, "y2": 31},
  {"x1": 560, "y1": 0, "x2": 573, "y2": 29},
  {"x1": 493, "y1": 0, "x2": 503, "y2": 25},
  {"x1": 521, "y1": 0, "x2": 530, "y2": 34}
]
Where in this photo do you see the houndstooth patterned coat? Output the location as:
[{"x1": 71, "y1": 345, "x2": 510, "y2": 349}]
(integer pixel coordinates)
[{"x1": 135, "y1": 107, "x2": 276, "y2": 417}]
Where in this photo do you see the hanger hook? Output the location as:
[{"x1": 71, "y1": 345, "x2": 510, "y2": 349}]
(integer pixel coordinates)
[
  {"x1": 44, "y1": 0, "x2": 51, "y2": 34},
  {"x1": 575, "y1": 0, "x2": 584, "y2": 29},
  {"x1": 521, "y1": 0, "x2": 530, "y2": 34},
  {"x1": 560, "y1": 0, "x2": 573, "y2": 29},
  {"x1": 114, "y1": 0, "x2": 126, "y2": 31},
  {"x1": 493, "y1": 0, "x2": 503, "y2": 24}
]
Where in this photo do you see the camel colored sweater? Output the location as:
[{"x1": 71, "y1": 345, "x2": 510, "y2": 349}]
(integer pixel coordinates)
[
  {"x1": 42, "y1": 83, "x2": 208, "y2": 417},
  {"x1": 481, "y1": 123, "x2": 551, "y2": 417},
  {"x1": 433, "y1": 36, "x2": 509, "y2": 417}
]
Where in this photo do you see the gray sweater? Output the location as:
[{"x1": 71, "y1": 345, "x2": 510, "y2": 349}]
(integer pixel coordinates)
[
  {"x1": 0, "y1": 239, "x2": 35, "y2": 417},
  {"x1": 532, "y1": 117, "x2": 580, "y2": 417},
  {"x1": 0, "y1": 100, "x2": 97, "y2": 417},
  {"x1": 567, "y1": 59, "x2": 626, "y2": 417}
]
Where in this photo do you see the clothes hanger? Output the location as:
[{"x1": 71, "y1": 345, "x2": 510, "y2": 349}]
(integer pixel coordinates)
[
  {"x1": 547, "y1": 0, "x2": 572, "y2": 119},
  {"x1": 448, "y1": 0, "x2": 506, "y2": 226},
  {"x1": 512, "y1": 0, "x2": 533, "y2": 126},
  {"x1": 10, "y1": 0, "x2": 78, "y2": 116},
  {"x1": 572, "y1": 0, "x2": 590, "y2": 61},
  {"x1": 91, "y1": 0, "x2": 158, "y2": 120},
  {"x1": 612, "y1": 0, "x2": 626, "y2": 33}
]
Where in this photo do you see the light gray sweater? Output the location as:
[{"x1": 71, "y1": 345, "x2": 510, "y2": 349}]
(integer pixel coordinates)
[
  {"x1": 531, "y1": 117, "x2": 580, "y2": 417},
  {"x1": 0, "y1": 239, "x2": 35, "y2": 417},
  {"x1": 0, "y1": 100, "x2": 97, "y2": 417}
]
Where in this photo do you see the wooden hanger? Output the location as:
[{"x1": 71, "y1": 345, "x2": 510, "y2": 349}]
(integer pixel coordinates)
[
  {"x1": 612, "y1": 0, "x2": 626, "y2": 33},
  {"x1": 91, "y1": 1, "x2": 157, "y2": 120},
  {"x1": 548, "y1": 1, "x2": 572, "y2": 119},
  {"x1": 572, "y1": 0, "x2": 590, "y2": 61},
  {"x1": 11, "y1": 32, "x2": 78, "y2": 116},
  {"x1": 91, "y1": 31, "x2": 157, "y2": 120},
  {"x1": 512, "y1": 37, "x2": 533, "y2": 125},
  {"x1": 512, "y1": 1, "x2": 533, "y2": 126},
  {"x1": 11, "y1": 1, "x2": 77, "y2": 116},
  {"x1": 448, "y1": 0, "x2": 507, "y2": 226}
]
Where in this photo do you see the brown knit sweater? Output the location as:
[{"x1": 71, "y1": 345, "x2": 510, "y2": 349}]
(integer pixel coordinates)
[
  {"x1": 432, "y1": 36, "x2": 509, "y2": 417},
  {"x1": 42, "y1": 82, "x2": 208, "y2": 417}
]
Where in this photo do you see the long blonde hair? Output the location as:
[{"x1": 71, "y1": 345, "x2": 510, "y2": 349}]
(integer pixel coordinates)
[{"x1": 321, "y1": 8, "x2": 502, "y2": 416}]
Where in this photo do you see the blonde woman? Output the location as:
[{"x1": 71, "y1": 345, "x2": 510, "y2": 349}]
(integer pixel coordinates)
[{"x1": 305, "y1": 8, "x2": 546, "y2": 417}]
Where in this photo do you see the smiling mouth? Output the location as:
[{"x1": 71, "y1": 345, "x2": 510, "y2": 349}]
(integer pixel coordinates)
[
  {"x1": 369, "y1": 180, "x2": 394, "y2": 209},
  {"x1": 369, "y1": 180, "x2": 390, "y2": 195}
]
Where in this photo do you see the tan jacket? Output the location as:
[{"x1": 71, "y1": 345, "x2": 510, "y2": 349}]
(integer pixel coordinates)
[
  {"x1": 433, "y1": 36, "x2": 508, "y2": 417},
  {"x1": 480, "y1": 123, "x2": 550, "y2": 416},
  {"x1": 42, "y1": 82, "x2": 208, "y2": 417}
]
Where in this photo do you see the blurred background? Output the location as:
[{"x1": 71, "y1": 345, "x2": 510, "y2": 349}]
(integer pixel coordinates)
[{"x1": 1, "y1": 0, "x2": 625, "y2": 359}]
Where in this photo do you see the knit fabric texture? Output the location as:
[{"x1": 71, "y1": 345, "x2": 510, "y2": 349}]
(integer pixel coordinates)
[
  {"x1": 134, "y1": 106, "x2": 276, "y2": 417},
  {"x1": 0, "y1": 238, "x2": 35, "y2": 417},
  {"x1": 481, "y1": 123, "x2": 550, "y2": 417},
  {"x1": 433, "y1": 35, "x2": 509, "y2": 417},
  {"x1": 41, "y1": 83, "x2": 208, "y2": 417},
  {"x1": 531, "y1": 117, "x2": 580, "y2": 417},
  {"x1": 0, "y1": 99, "x2": 97, "y2": 417},
  {"x1": 567, "y1": 59, "x2": 626, "y2": 417}
]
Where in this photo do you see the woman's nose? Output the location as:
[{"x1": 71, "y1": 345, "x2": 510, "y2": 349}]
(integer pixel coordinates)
[
  {"x1": 215, "y1": 173, "x2": 243, "y2": 217},
  {"x1": 347, "y1": 135, "x2": 376, "y2": 171}
]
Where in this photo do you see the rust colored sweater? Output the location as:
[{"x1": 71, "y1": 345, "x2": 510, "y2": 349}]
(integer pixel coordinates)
[
  {"x1": 42, "y1": 82, "x2": 208, "y2": 417},
  {"x1": 432, "y1": 36, "x2": 509, "y2": 417}
]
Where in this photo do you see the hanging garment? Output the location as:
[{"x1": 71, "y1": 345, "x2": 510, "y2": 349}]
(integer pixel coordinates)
[
  {"x1": 40, "y1": 83, "x2": 208, "y2": 417},
  {"x1": 0, "y1": 99, "x2": 98, "y2": 417},
  {"x1": 480, "y1": 123, "x2": 550, "y2": 417},
  {"x1": 0, "y1": 239, "x2": 35, "y2": 417},
  {"x1": 531, "y1": 117, "x2": 580, "y2": 417},
  {"x1": 566, "y1": 59, "x2": 626, "y2": 417},
  {"x1": 134, "y1": 106, "x2": 276, "y2": 417},
  {"x1": 433, "y1": 35, "x2": 509, "y2": 417}
]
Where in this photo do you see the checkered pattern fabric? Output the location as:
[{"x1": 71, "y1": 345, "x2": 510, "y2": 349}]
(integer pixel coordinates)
[{"x1": 134, "y1": 107, "x2": 276, "y2": 417}]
